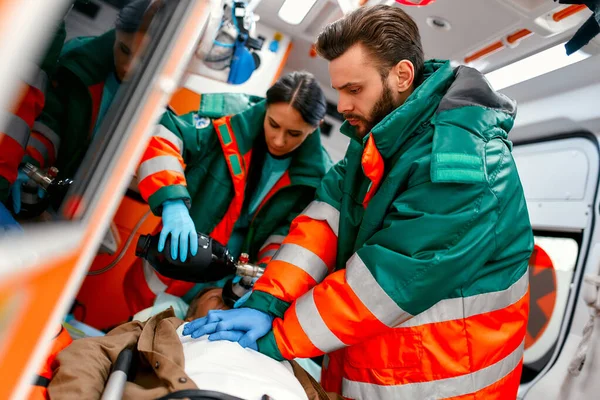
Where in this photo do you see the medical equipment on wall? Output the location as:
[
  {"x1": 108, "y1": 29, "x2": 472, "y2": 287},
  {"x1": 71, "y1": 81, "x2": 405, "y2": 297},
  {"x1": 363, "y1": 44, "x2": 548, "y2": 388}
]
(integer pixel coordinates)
[{"x1": 200, "y1": 0, "x2": 265, "y2": 84}]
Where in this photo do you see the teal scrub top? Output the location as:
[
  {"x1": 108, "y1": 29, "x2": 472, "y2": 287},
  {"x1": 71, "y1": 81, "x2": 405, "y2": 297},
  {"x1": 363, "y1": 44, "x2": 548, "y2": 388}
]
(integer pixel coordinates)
[{"x1": 182, "y1": 152, "x2": 291, "y2": 303}]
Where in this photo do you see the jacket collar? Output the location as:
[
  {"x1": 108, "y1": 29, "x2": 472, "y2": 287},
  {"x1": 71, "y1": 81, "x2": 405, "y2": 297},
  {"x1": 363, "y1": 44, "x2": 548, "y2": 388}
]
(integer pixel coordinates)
[
  {"x1": 228, "y1": 99, "x2": 330, "y2": 188},
  {"x1": 60, "y1": 29, "x2": 116, "y2": 87},
  {"x1": 340, "y1": 59, "x2": 455, "y2": 159}
]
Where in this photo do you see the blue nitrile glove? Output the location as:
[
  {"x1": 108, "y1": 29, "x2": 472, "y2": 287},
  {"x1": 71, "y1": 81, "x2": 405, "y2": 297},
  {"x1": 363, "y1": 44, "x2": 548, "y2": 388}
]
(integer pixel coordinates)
[
  {"x1": 233, "y1": 290, "x2": 252, "y2": 308},
  {"x1": 10, "y1": 169, "x2": 45, "y2": 214},
  {"x1": 159, "y1": 199, "x2": 198, "y2": 262},
  {"x1": 0, "y1": 202, "x2": 22, "y2": 233},
  {"x1": 183, "y1": 308, "x2": 274, "y2": 350}
]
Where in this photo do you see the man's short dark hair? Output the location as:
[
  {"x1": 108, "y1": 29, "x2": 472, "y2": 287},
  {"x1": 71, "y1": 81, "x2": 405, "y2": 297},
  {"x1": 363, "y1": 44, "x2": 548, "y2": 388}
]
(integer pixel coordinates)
[{"x1": 315, "y1": 4, "x2": 425, "y2": 85}]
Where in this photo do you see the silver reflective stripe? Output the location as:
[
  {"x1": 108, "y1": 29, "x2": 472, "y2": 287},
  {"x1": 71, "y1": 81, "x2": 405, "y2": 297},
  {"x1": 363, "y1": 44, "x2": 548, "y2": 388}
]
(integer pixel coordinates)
[
  {"x1": 143, "y1": 260, "x2": 167, "y2": 295},
  {"x1": 401, "y1": 269, "x2": 529, "y2": 328},
  {"x1": 323, "y1": 355, "x2": 330, "y2": 369},
  {"x1": 295, "y1": 289, "x2": 347, "y2": 353},
  {"x1": 259, "y1": 249, "x2": 277, "y2": 260},
  {"x1": 138, "y1": 155, "x2": 184, "y2": 182},
  {"x1": 346, "y1": 253, "x2": 412, "y2": 327},
  {"x1": 302, "y1": 201, "x2": 340, "y2": 237},
  {"x1": 21, "y1": 66, "x2": 48, "y2": 93},
  {"x1": 260, "y1": 234, "x2": 286, "y2": 251},
  {"x1": 27, "y1": 136, "x2": 49, "y2": 163},
  {"x1": 153, "y1": 125, "x2": 183, "y2": 155},
  {"x1": 1, "y1": 112, "x2": 29, "y2": 148},
  {"x1": 342, "y1": 340, "x2": 525, "y2": 400},
  {"x1": 273, "y1": 243, "x2": 329, "y2": 283},
  {"x1": 33, "y1": 121, "x2": 60, "y2": 157}
]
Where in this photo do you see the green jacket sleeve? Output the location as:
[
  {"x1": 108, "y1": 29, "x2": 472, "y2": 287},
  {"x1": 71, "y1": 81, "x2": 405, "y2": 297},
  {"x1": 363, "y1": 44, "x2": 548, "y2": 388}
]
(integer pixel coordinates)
[
  {"x1": 256, "y1": 178, "x2": 500, "y2": 360},
  {"x1": 256, "y1": 156, "x2": 532, "y2": 360},
  {"x1": 243, "y1": 158, "x2": 348, "y2": 317},
  {"x1": 0, "y1": 23, "x2": 66, "y2": 202},
  {"x1": 141, "y1": 110, "x2": 214, "y2": 214}
]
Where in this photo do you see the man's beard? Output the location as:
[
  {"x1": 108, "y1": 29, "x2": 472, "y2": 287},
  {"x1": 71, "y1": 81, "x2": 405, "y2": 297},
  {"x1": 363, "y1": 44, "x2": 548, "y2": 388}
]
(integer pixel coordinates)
[{"x1": 344, "y1": 83, "x2": 398, "y2": 137}]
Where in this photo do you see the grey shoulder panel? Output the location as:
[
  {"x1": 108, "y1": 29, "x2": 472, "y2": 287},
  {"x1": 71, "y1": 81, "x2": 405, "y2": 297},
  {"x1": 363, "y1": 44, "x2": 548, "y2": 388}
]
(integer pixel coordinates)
[{"x1": 437, "y1": 66, "x2": 516, "y2": 116}]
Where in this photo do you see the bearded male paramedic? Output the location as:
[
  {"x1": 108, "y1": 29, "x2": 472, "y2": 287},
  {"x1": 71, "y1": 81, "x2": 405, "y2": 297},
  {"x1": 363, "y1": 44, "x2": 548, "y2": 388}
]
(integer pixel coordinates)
[{"x1": 184, "y1": 4, "x2": 534, "y2": 399}]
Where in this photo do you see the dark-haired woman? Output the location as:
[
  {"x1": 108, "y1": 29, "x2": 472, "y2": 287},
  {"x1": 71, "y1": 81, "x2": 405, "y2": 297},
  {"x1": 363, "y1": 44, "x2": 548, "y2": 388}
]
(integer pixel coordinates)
[{"x1": 125, "y1": 71, "x2": 332, "y2": 311}]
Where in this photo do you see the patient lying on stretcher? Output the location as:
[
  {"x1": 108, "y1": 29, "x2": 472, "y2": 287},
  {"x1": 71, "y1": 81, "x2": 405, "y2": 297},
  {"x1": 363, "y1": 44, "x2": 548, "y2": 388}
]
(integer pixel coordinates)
[{"x1": 48, "y1": 288, "x2": 337, "y2": 400}]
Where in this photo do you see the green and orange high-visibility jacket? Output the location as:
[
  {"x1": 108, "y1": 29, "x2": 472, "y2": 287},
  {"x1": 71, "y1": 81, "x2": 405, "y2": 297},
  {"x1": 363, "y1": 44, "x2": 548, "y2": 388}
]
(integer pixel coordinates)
[
  {"x1": 243, "y1": 60, "x2": 534, "y2": 399},
  {"x1": 0, "y1": 23, "x2": 66, "y2": 202},
  {"x1": 22, "y1": 30, "x2": 116, "y2": 181},
  {"x1": 134, "y1": 93, "x2": 332, "y2": 298}
]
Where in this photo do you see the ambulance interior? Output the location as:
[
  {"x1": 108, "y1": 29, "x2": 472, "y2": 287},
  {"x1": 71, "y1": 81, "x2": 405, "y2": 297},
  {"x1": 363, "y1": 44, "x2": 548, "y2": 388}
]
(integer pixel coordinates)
[{"x1": 1, "y1": 0, "x2": 600, "y2": 399}]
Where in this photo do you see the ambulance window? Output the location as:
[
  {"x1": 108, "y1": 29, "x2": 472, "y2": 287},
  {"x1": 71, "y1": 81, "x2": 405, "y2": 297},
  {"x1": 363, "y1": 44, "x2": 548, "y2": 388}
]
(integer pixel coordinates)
[{"x1": 521, "y1": 233, "x2": 580, "y2": 383}]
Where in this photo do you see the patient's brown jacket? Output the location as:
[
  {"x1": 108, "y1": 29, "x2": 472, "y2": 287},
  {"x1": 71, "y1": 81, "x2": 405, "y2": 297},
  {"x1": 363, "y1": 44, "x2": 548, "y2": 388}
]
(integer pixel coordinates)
[{"x1": 48, "y1": 308, "x2": 340, "y2": 400}]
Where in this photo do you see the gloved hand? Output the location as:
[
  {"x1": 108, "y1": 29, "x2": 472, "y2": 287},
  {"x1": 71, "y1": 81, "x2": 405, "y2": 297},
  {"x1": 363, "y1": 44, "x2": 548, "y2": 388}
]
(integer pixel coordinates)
[
  {"x1": 233, "y1": 290, "x2": 252, "y2": 308},
  {"x1": 10, "y1": 169, "x2": 44, "y2": 214},
  {"x1": 0, "y1": 201, "x2": 22, "y2": 232},
  {"x1": 183, "y1": 308, "x2": 274, "y2": 350},
  {"x1": 159, "y1": 199, "x2": 198, "y2": 262}
]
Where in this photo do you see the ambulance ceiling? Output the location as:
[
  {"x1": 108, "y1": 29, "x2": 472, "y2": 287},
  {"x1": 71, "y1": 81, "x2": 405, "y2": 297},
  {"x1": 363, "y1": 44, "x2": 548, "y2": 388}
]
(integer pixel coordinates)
[{"x1": 254, "y1": 0, "x2": 599, "y2": 101}]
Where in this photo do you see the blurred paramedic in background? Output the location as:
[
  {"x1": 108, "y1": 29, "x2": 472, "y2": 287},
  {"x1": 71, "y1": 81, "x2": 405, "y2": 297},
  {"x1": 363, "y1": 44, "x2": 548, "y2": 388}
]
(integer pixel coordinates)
[
  {"x1": 124, "y1": 71, "x2": 331, "y2": 314},
  {"x1": 0, "y1": 12, "x2": 67, "y2": 206},
  {"x1": 8, "y1": 0, "x2": 157, "y2": 214}
]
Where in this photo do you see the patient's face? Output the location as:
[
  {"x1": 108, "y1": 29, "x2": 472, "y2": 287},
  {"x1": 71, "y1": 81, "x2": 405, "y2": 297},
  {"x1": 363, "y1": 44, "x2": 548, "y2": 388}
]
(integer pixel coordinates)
[{"x1": 186, "y1": 288, "x2": 230, "y2": 321}]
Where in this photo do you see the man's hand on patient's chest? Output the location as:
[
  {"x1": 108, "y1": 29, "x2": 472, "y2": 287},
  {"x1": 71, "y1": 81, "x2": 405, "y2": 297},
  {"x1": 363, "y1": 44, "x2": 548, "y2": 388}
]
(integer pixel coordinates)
[{"x1": 183, "y1": 308, "x2": 274, "y2": 350}]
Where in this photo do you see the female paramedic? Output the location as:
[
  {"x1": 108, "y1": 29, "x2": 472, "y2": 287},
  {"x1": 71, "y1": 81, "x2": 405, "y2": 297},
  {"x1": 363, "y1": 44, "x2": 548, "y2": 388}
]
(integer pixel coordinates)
[
  {"x1": 124, "y1": 71, "x2": 331, "y2": 313},
  {"x1": 9, "y1": 0, "x2": 154, "y2": 213}
]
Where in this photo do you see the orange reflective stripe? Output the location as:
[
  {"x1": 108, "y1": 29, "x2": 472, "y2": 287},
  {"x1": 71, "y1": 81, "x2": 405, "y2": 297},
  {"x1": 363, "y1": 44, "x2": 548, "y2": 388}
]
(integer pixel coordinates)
[
  {"x1": 301, "y1": 201, "x2": 340, "y2": 236},
  {"x1": 0, "y1": 133, "x2": 26, "y2": 183},
  {"x1": 285, "y1": 218, "x2": 337, "y2": 267},
  {"x1": 341, "y1": 341, "x2": 524, "y2": 399},
  {"x1": 361, "y1": 135, "x2": 384, "y2": 208},
  {"x1": 1, "y1": 111, "x2": 29, "y2": 183},
  {"x1": 209, "y1": 117, "x2": 250, "y2": 245},
  {"x1": 270, "y1": 269, "x2": 385, "y2": 359},
  {"x1": 26, "y1": 132, "x2": 55, "y2": 167},
  {"x1": 32, "y1": 122, "x2": 60, "y2": 158},
  {"x1": 273, "y1": 302, "x2": 323, "y2": 360},
  {"x1": 256, "y1": 170, "x2": 291, "y2": 214},
  {"x1": 152, "y1": 125, "x2": 183, "y2": 155},
  {"x1": 257, "y1": 242, "x2": 279, "y2": 264},
  {"x1": 254, "y1": 214, "x2": 337, "y2": 302},
  {"x1": 254, "y1": 259, "x2": 320, "y2": 302},
  {"x1": 446, "y1": 360, "x2": 523, "y2": 400},
  {"x1": 14, "y1": 85, "x2": 45, "y2": 127},
  {"x1": 310, "y1": 269, "x2": 388, "y2": 345},
  {"x1": 87, "y1": 82, "x2": 104, "y2": 136},
  {"x1": 140, "y1": 136, "x2": 185, "y2": 164},
  {"x1": 27, "y1": 146, "x2": 46, "y2": 168},
  {"x1": 340, "y1": 294, "x2": 528, "y2": 385},
  {"x1": 137, "y1": 135, "x2": 187, "y2": 201},
  {"x1": 1, "y1": 112, "x2": 29, "y2": 148},
  {"x1": 466, "y1": 287, "x2": 529, "y2": 370},
  {"x1": 138, "y1": 171, "x2": 187, "y2": 202}
]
